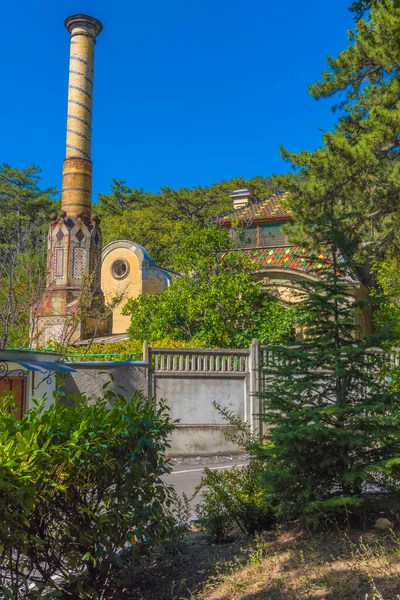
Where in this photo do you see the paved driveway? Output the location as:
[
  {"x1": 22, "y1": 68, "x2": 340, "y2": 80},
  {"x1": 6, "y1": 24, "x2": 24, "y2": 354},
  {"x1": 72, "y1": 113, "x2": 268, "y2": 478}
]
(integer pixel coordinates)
[{"x1": 164, "y1": 455, "x2": 249, "y2": 520}]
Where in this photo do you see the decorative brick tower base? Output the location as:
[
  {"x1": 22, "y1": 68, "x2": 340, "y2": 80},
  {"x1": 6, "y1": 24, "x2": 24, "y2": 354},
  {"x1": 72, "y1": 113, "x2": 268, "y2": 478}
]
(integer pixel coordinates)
[{"x1": 34, "y1": 15, "x2": 110, "y2": 346}]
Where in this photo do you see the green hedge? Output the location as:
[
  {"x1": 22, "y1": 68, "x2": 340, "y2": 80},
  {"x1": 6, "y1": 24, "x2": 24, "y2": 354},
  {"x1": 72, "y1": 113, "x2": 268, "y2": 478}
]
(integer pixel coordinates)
[
  {"x1": 0, "y1": 387, "x2": 175, "y2": 599},
  {"x1": 55, "y1": 337, "x2": 210, "y2": 362}
]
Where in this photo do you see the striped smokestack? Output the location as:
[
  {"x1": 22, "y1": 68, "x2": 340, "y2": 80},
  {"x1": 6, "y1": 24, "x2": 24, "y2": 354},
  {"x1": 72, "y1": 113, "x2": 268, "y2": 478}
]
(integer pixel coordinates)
[
  {"x1": 33, "y1": 14, "x2": 110, "y2": 347},
  {"x1": 61, "y1": 14, "x2": 102, "y2": 219}
]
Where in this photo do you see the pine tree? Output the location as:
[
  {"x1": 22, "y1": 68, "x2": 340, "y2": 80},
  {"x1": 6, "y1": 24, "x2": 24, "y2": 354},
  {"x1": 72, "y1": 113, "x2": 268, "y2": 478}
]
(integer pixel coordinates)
[
  {"x1": 258, "y1": 211, "x2": 400, "y2": 526},
  {"x1": 350, "y1": 0, "x2": 400, "y2": 21},
  {"x1": 0, "y1": 164, "x2": 57, "y2": 229},
  {"x1": 279, "y1": 1, "x2": 400, "y2": 262}
]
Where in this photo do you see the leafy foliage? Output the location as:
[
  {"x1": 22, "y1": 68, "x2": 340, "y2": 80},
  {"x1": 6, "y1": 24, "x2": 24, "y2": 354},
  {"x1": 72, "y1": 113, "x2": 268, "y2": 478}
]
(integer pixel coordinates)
[
  {"x1": 195, "y1": 461, "x2": 275, "y2": 542},
  {"x1": 373, "y1": 258, "x2": 400, "y2": 340},
  {"x1": 349, "y1": 0, "x2": 400, "y2": 20},
  {"x1": 123, "y1": 227, "x2": 296, "y2": 348},
  {"x1": 0, "y1": 387, "x2": 175, "y2": 599},
  {"x1": 194, "y1": 400, "x2": 275, "y2": 542},
  {"x1": 0, "y1": 163, "x2": 57, "y2": 234},
  {"x1": 0, "y1": 220, "x2": 48, "y2": 348},
  {"x1": 62, "y1": 337, "x2": 209, "y2": 361},
  {"x1": 372, "y1": 258, "x2": 400, "y2": 390}
]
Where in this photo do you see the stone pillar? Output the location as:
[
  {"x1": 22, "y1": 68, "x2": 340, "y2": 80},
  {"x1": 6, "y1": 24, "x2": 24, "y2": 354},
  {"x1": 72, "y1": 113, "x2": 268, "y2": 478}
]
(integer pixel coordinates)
[{"x1": 61, "y1": 15, "x2": 102, "y2": 219}]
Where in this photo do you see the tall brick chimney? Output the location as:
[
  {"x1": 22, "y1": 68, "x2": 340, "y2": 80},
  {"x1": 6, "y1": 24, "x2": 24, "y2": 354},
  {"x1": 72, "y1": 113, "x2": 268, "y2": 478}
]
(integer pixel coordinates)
[
  {"x1": 62, "y1": 15, "x2": 102, "y2": 219},
  {"x1": 33, "y1": 15, "x2": 110, "y2": 347}
]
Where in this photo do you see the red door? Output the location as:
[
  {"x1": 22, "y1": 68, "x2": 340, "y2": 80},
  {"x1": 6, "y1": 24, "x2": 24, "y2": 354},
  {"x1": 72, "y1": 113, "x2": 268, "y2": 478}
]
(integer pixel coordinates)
[{"x1": 0, "y1": 377, "x2": 26, "y2": 420}]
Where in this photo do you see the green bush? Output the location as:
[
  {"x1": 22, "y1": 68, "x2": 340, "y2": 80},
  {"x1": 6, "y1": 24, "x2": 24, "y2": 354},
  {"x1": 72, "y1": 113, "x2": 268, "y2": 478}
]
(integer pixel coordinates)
[
  {"x1": 193, "y1": 401, "x2": 275, "y2": 543},
  {"x1": 195, "y1": 461, "x2": 275, "y2": 542},
  {"x1": 123, "y1": 227, "x2": 296, "y2": 349},
  {"x1": 50, "y1": 337, "x2": 208, "y2": 362},
  {"x1": 0, "y1": 387, "x2": 175, "y2": 599}
]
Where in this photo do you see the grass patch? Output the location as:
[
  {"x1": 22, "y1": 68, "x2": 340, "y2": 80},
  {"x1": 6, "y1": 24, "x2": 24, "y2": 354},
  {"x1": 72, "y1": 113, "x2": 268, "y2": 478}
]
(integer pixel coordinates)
[
  {"x1": 202, "y1": 524, "x2": 400, "y2": 600},
  {"x1": 109, "y1": 523, "x2": 400, "y2": 600}
]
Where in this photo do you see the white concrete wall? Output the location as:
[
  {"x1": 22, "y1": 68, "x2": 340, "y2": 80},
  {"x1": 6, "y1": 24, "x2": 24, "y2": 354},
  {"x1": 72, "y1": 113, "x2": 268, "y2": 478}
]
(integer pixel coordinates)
[
  {"x1": 152, "y1": 373, "x2": 250, "y2": 455},
  {"x1": 30, "y1": 371, "x2": 57, "y2": 413},
  {"x1": 57, "y1": 345, "x2": 258, "y2": 456},
  {"x1": 169, "y1": 425, "x2": 240, "y2": 455},
  {"x1": 155, "y1": 375, "x2": 246, "y2": 423},
  {"x1": 61, "y1": 363, "x2": 252, "y2": 456}
]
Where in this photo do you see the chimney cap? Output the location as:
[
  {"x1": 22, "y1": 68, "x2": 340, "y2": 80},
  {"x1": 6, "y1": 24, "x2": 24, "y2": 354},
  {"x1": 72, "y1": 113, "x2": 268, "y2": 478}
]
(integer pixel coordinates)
[
  {"x1": 229, "y1": 188, "x2": 256, "y2": 209},
  {"x1": 65, "y1": 14, "x2": 103, "y2": 36},
  {"x1": 229, "y1": 188, "x2": 256, "y2": 201},
  {"x1": 230, "y1": 188, "x2": 252, "y2": 197}
]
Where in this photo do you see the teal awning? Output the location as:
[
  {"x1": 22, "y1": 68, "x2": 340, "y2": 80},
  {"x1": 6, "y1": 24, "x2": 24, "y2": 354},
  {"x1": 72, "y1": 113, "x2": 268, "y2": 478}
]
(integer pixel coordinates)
[{"x1": 17, "y1": 361, "x2": 76, "y2": 373}]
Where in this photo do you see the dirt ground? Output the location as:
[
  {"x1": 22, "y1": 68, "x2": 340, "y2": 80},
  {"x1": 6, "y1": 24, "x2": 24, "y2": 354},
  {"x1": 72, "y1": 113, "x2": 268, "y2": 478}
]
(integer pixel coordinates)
[
  {"x1": 108, "y1": 528, "x2": 248, "y2": 600},
  {"x1": 108, "y1": 524, "x2": 400, "y2": 600}
]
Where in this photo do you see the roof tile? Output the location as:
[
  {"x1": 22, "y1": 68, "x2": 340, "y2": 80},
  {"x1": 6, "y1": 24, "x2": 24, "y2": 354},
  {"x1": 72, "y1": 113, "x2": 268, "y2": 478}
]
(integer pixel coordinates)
[
  {"x1": 246, "y1": 246, "x2": 334, "y2": 277},
  {"x1": 213, "y1": 192, "x2": 292, "y2": 225}
]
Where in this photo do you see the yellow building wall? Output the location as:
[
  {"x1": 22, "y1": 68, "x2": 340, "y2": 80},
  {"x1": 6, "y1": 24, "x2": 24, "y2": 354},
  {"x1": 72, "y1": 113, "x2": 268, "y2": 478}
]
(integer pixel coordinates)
[
  {"x1": 143, "y1": 274, "x2": 166, "y2": 294},
  {"x1": 102, "y1": 248, "x2": 143, "y2": 334},
  {"x1": 101, "y1": 242, "x2": 171, "y2": 335},
  {"x1": 258, "y1": 270, "x2": 372, "y2": 339}
]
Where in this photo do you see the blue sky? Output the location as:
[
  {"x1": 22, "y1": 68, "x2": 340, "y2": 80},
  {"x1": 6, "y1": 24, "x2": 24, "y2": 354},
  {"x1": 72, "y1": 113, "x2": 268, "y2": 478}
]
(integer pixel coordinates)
[{"x1": 1, "y1": 0, "x2": 354, "y2": 199}]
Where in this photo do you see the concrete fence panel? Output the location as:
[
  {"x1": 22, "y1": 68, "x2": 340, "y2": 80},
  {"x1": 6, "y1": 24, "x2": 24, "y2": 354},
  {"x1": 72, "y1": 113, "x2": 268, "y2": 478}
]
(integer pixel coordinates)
[
  {"x1": 63, "y1": 342, "x2": 398, "y2": 455},
  {"x1": 147, "y1": 346, "x2": 256, "y2": 455}
]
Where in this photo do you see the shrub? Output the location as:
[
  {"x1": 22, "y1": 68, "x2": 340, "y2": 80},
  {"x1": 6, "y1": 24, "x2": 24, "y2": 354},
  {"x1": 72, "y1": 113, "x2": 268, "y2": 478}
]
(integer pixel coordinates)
[
  {"x1": 193, "y1": 401, "x2": 275, "y2": 543},
  {"x1": 0, "y1": 387, "x2": 175, "y2": 599},
  {"x1": 195, "y1": 461, "x2": 275, "y2": 542},
  {"x1": 64, "y1": 338, "x2": 144, "y2": 361}
]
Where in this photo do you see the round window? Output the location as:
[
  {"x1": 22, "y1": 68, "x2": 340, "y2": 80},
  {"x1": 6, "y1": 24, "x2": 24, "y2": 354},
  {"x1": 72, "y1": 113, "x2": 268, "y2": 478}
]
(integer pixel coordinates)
[{"x1": 111, "y1": 259, "x2": 129, "y2": 280}]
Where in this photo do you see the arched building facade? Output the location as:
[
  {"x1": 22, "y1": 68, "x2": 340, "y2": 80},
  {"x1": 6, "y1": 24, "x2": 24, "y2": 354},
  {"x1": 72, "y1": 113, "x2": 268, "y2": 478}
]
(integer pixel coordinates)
[
  {"x1": 214, "y1": 189, "x2": 372, "y2": 339},
  {"x1": 101, "y1": 240, "x2": 172, "y2": 335}
]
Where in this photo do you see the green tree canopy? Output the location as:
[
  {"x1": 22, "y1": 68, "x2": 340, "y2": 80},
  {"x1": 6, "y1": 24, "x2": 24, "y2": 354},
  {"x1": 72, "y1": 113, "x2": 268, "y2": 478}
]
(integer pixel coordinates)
[
  {"x1": 0, "y1": 164, "x2": 58, "y2": 348},
  {"x1": 96, "y1": 176, "x2": 280, "y2": 268},
  {"x1": 123, "y1": 227, "x2": 295, "y2": 348},
  {"x1": 373, "y1": 257, "x2": 400, "y2": 339},
  {"x1": 372, "y1": 257, "x2": 400, "y2": 389},
  {"x1": 350, "y1": 0, "x2": 400, "y2": 20},
  {"x1": 0, "y1": 164, "x2": 58, "y2": 231},
  {"x1": 278, "y1": 1, "x2": 400, "y2": 262}
]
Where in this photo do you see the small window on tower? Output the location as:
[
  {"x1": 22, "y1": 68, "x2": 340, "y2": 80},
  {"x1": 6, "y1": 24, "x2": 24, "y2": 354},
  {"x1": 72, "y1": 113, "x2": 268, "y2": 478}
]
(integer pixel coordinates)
[{"x1": 111, "y1": 259, "x2": 129, "y2": 280}]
